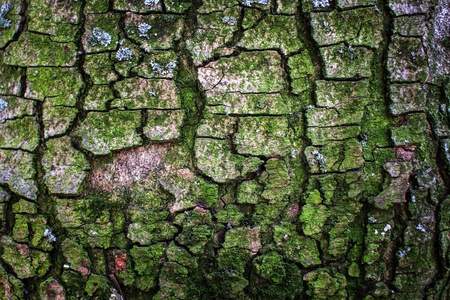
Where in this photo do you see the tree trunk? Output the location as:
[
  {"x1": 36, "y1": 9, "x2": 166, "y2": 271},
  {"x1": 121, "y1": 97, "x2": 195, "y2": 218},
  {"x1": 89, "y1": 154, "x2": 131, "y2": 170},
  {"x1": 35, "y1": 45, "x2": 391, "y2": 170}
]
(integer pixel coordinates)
[{"x1": 0, "y1": 0, "x2": 449, "y2": 299}]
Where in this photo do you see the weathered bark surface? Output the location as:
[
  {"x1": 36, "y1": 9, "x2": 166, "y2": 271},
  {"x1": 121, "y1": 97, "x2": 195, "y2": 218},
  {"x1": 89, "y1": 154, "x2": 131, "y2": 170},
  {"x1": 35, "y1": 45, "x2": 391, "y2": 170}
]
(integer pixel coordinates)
[{"x1": 0, "y1": 0, "x2": 449, "y2": 299}]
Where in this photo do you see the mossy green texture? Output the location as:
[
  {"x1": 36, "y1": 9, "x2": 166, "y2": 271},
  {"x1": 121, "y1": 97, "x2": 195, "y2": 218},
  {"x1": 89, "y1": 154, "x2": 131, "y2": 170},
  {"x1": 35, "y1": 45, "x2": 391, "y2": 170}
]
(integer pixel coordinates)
[
  {"x1": 0, "y1": 65, "x2": 23, "y2": 96},
  {"x1": 12, "y1": 214, "x2": 28, "y2": 243},
  {"x1": 0, "y1": 116, "x2": 39, "y2": 151},
  {"x1": 144, "y1": 110, "x2": 184, "y2": 141},
  {"x1": 195, "y1": 138, "x2": 263, "y2": 182},
  {"x1": 42, "y1": 104, "x2": 78, "y2": 138},
  {"x1": 273, "y1": 222, "x2": 321, "y2": 267},
  {"x1": 166, "y1": 241, "x2": 198, "y2": 269},
  {"x1": 73, "y1": 110, "x2": 142, "y2": 155},
  {"x1": 42, "y1": 137, "x2": 90, "y2": 195},
  {"x1": 238, "y1": 15, "x2": 303, "y2": 54},
  {"x1": 288, "y1": 50, "x2": 314, "y2": 94},
  {"x1": 84, "y1": 85, "x2": 115, "y2": 111},
  {"x1": 114, "y1": 0, "x2": 162, "y2": 12},
  {"x1": 223, "y1": 226, "x2": 261, "y2": 255},
  {"x1": 235, "y1": 117, "x2": 293, "y2": 157},
  {"x1": 186, "y1": 8, "x2": 239, "y2": 65},
  {"x1": 61, "y1": 238, "x2": 92, "y2": 277},
  {"x1": 174, "y1": 209, "x2": 215, "y2": 255},
  {"x1": 299, "y1": 203, "x2": 330, "y2": 236},
  {"x1": 1, "y1": 235, "x2": 51, "y2": 279},
  {"x1": 205, "y1": 93, "x2": 299, "y2": 115},
  {"x1": 84, "y1": 0, "x2": 110, "y2": 13},
  {"x1": 0, "y1": 264, "x2": 24, "y2": 299},
  {"x1": 134, "y1": 51, "x2": 178, "y2": 79},
  {"x1": 39, "y1": 278, "x2": 66, "y2": 300},
  {"x1": 0, "y1": 150, "x2": 37, "y2": 200},
  {"x1": 387, "y1": 36, "x2": 428, "y2": 82},
  {"x1": 165, "y1": 0, "x2": 192, "y2": 12},
  {"x1": 250, "y1": 252, "x2": 303, "y2": 299},
  {"x1": 260, "y1": 158, "x2": 291, "y2": 201},
  {"x1": 3, "y1": 32, "x2": 77, "y2": 66},
  {"x1": 199, "y1": 51, "x2": 285, "y2": 94},
  {"x1": 129, "y1": 243, "x2": 165, "y2": 290},
  {"x1": 237, "y1": 180, "x2": 262, "y2": 204},
  {"x1": 197, "y1": 114, "x2": 235, "y2": 138},
  {"x1": 0, "y1": 2, "x2": 21, "y2": 49},
  {"x1": 310, "y1": 8, "x2": 383, "y2": 47},
  {"x1": 25, "y1": 67, "x2": 83, "y2": 105},
  {"x1": 84, "y1": 53, "x2": 118, "y2": 85},
  {"x1": 27, "y1": 0, "x2": 82, "y2": 42},
  {"x1": 305, "y1": 139, "x2": 364, "y2": 173},
  {"x1": 114, "y1": 78, "x2": 180, "y2": 109},
  {"x1": 320, "y1": 44, "x2": 373, "y2": 79},
  {"x1": 303, "y1": 268, "x2": 347, "y2": 299},
  {"x1": 85, "y1": 274, "x2": 111, "y2": 297}
]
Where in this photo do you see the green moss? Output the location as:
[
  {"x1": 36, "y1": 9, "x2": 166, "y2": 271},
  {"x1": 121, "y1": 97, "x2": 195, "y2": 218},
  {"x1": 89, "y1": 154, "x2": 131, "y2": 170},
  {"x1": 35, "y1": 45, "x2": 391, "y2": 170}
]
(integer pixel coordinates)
[
  {"x1": 303, "y1": 268, "x2": 347, "y2": 299},
  {"x1": 1, "y1": 236, "x2": 51, "y2": 279},
  {"x1": 61, "y1": 238, "x2": 91, "y2": 276},
  {"x1": 195, "y1": 138, "x2": 263, "y2": 182},
  {"x1": 310, "y1": 8, "x2": 383, "y2": 47},
  {"x1": 28, "y1": 0, "x2": 82, "y2": 42},
  {"x1": 320, "y1": 44, "x2": 373, "y2": 79},
  {"x1": 73, "y1": 110, "x2": 142, "y2": 155},
  {"x1": 84, "y1": 85, "x2": 115, "y2": 111},
  {"x1": 3, "y1": 32, "x2": 77, "y2": 66},
  {"x1": 85, "y1": 0, "x2": 110, "y2": 13},
  {"x1": 216, "y1": 204, "x2": 244, "y2": 226},
  {"x1": 12, "y1": 199, "x2": 37, "y2": 214},
  {"x1": 299, "y1": 203, "x2": 330, "y2": 236},
  {"x1": 238, "y1": 15, "x2": 303, "y2": 55},
  {"x1": 273, "y1": 222, "x2": 321, "y2": 267},
  {"x1": 0, "y1": 117, "x2": 39, "y2": 151},
  {"x1": 85, "y1": 274, "x2": 111, "y2": 297},
  {"x1": 235, "y1": 117, "x2": 293, "y2": 157},
  {"x1": 166, "y1": 241, "x2": 198, "y2": 269},
  {"x1": 84, "y1": 53, "x2": 118, "y2": 85},
  {"x1": 12, "y1": 214, "x2": 29, "y2": 243}
]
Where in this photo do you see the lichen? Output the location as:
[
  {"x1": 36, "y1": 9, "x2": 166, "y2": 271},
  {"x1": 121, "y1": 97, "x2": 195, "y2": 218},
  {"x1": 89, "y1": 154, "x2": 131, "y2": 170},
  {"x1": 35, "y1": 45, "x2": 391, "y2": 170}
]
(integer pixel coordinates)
[
  {"x1": 144, "y1": 0, "x2": 160, "y2": 6},
  {"x1": 87, "y1": 27, "x2": 112, "y2": 47},
  {"x1": 115, "y1": 47, "x2": 133, "y2": 61},
  {"x1": 313, "y1": 0, "x2": 331, "y2": 8},
  {"x1": 138, "y1": 22, "x2": 152, "y2": 37},
  {"x1": 0, "y1": 3, "x2": 12, "y2": 29},
  {"x1": 0, "y1": 97, "x2": 8, "y2": 112}
]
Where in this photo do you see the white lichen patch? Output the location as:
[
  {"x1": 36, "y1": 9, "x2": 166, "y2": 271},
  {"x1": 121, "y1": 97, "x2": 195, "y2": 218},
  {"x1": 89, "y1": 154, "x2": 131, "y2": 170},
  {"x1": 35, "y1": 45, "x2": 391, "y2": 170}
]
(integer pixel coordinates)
[
  {"x1": 150, "y1": 60, "x2": 177, "y2": 75},
  {"x1": 87, "y1": 27, "x2": 112, "y2": 47},
  {"x1": 138, "y1": 22, "x2": 152, "y2": 37},
  {"x1": 222, "y1": 16, "x2": 237, "y2": 26},
  {"x1": 44, "y1": 228, "x2": 57, "y2": 243},
  {"x1": 0, "y1": 97, "x2": 8, "y2": 112},
  {"x1": 116, "y1": 47, "x2": 133, "y2": 61},
  {"x1": 313, "y1": 0, "x2": 331, "y2": 8},
  {"x1": 144, "y1": 0, "x2": 160, "y2": 6}
]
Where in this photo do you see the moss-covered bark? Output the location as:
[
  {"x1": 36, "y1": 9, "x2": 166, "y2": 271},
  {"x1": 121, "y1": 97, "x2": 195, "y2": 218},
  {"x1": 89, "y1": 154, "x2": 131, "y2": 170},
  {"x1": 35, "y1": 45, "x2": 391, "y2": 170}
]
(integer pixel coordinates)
[{"x1": 0, "y1": 0, "x2": 449, "y2": 299}]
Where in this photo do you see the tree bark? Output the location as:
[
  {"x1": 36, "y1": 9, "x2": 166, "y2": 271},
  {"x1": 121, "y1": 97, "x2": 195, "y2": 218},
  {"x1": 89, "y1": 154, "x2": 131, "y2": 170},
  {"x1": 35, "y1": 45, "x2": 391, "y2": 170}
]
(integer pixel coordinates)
[{"x1": 0, "y1": 0, "x2": 449, "y2": 299}]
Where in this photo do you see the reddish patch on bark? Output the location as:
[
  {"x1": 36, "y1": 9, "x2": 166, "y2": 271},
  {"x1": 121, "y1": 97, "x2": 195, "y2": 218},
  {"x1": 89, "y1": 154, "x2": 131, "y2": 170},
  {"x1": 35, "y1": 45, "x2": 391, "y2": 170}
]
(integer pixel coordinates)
[
  {"x1": 77, "y1": 266, "x2": 90, "y2": 277},
  {"x1": 194, "y1": 206, "x2": 208, "y2": 215},
  {"x1": 45, "y1": 280, "x2": 65, "y2": 300},
  {"x1": 286, "y1": 204, "x2": 300, "y2": 218},
  {"x1": 395, "y1": 146, "x2": 416, "y2": 161},
  {"x1": 89, "y1": 145, "x2": 169, "y2": 191},
  {"x1": 115, "y1": 252, "x2": 127, "y2": 272},
  {"x1": 16, "y1": 244, "x2": 29, "y2": 256},
  {"x1": 1, "y1": 279, "x2": 12, "y2": 300}
]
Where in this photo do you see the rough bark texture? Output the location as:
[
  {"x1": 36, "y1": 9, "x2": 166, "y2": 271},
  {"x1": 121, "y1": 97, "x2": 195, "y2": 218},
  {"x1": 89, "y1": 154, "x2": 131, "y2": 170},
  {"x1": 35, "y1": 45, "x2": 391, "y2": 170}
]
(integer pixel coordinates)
[{"x1": 0, "y1": 0, "x2": 449, "y2": 299}]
